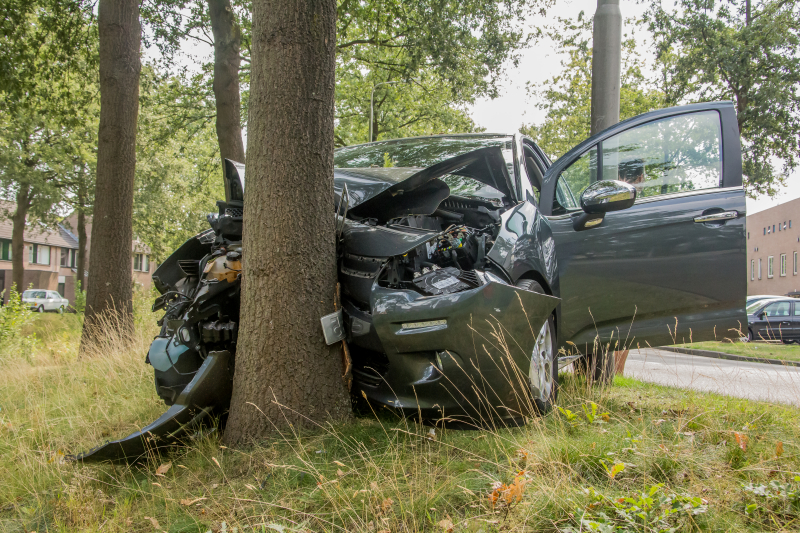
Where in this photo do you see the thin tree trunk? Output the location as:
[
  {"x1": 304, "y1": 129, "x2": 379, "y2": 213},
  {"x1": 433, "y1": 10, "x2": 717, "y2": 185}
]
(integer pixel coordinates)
[
  {"x1": 77, "y1": 210, "x2": 87, "y2": 293},
  {"x1": 11, "y1": 184, "x2": 31, "y2": 295},
  {"x1": 208, "y1": 0, "x2": 245, "y2": 163},
  {"x1": 76, "y1": 166, "x2": 88, "y2": 292},
  {"x1": 224, "y1": 0, "x2": 350, "y2": 445},
  {"x1": 81, "y1": 0, "x2": 140, "y2": 343}
]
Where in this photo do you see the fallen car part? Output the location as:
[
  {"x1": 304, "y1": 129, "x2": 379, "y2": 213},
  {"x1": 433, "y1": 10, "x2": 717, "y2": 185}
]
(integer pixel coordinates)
[{"x1": 74, "y1": 350, "x2": 232, "y2": 462}]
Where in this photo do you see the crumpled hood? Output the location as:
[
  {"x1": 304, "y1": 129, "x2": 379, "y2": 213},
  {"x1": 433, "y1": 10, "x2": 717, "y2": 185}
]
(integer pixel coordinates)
[{"x1": 335, "y1": 145, "x2": 513, "y2": 222}]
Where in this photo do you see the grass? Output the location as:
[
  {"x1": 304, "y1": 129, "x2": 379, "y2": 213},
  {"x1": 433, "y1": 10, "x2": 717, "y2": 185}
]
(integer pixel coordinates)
[
  {"x1": 677, "y1": 340, "x2": 800, "y2": 363},
  {"x1": 3, "y1": 308, "x2": 800, "y2": 531}
]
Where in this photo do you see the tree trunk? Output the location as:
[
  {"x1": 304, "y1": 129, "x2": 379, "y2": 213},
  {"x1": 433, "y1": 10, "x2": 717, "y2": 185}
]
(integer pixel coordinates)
[
  {"x1": 207, "y1": 0, "x2": 246, "y2": 163},
  {"x1": 11, "y1": 184, "x2": 31, "y2": 296},
  {"x1": 81, "y1": 0, "x2": 140, "y2": 343},
  {"x1": 224, "y1": 0, "x2": 350, "y2": 446},
  {"x1": 77, "y1": 210, "x2": 87, "y2": 293},
  {"x1": 76, "y1": 167, "x2": 88, "y2": 292}
]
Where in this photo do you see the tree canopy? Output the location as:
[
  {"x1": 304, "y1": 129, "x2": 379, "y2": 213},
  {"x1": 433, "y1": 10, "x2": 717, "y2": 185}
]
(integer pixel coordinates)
[{"x1": 645, "y1": 0, "x2": 800, "y2": 196}]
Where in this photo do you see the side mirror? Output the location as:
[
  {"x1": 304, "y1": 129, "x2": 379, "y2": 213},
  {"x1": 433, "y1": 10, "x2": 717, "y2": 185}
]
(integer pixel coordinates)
[{"x1": 580, "y1": 180, "x2": 637, "y2": 214}]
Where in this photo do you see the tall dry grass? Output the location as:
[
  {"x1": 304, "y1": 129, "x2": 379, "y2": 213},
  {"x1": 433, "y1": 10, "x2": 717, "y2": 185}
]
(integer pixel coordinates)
[{"x1": 2, "y1": 295, "x2": 800, "y2": 532}]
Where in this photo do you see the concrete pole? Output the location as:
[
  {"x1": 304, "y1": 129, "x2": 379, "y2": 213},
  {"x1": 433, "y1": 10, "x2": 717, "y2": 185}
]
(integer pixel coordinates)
[{"x1": 590, "y1": 0, "x2": 622, "y2": 136}]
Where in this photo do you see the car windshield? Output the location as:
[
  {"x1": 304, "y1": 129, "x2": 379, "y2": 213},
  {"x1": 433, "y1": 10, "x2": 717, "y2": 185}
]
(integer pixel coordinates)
[
  {"x1": 747, "y1": 299, "x2": 771, "y2": 315},
  {"x1": 22, "y1": 290, "x2": 33, "y2": 298},
  {"x1": 338, "y1": 135, "x2": 514, "y2": 168}
]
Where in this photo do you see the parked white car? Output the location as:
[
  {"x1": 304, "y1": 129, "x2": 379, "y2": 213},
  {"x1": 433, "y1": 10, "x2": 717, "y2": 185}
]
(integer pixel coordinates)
[{"x1": 21, "y1": 290, "x2": 69, "y2": 313}]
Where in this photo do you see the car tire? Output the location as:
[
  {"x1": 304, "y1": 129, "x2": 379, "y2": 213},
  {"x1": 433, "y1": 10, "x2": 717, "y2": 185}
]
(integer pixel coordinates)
[
  {"x1": 58, "y1": 305, "x2": 65, "y2": 314},
  {"x1": 515, "y1": 279, "x2": 558, "y2": 414},
  {"x1": 36, "y1": 305, "x2": 44, "y2": 313},
  {"x1": 747, "y1": 329, "x2": 755, "y2": 342}
]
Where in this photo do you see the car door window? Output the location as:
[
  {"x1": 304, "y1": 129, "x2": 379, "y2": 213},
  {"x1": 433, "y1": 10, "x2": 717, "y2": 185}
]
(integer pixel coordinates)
[
  {"x1": 554, "y1": 145, "x2": 598, "y2": 213},
  {"x1": 795, "y1": 303, "x2": 800, "y2": 317},
  {"x1": 764, "y1": 301, "x2": 791, "y2": 317},
  {"x1": 602, "y1": 111, "x2": 722, "y2": 198}
]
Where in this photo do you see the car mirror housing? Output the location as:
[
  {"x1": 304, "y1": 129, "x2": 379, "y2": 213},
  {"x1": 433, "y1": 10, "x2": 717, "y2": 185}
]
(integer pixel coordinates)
[{"x1": 580, "y1": 180, "x2": 637, "y2": 214}]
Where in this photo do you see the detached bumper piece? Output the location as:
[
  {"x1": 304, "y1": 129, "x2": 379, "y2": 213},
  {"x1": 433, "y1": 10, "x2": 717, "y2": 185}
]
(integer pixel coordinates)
[{"x1": 73, "y1": 351, "x2": 232, "y2": 463}]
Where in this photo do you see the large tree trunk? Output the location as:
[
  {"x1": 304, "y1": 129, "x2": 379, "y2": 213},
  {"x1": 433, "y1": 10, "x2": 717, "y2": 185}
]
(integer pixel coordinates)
[
  {"x1": 81, "y1": 0, "x2": 140, "y2": 342},
  {"x1": 207, "y1": 0, "x2": 245, "y2": 163},
  {"x1": 11, "y1": 184, "x2": 31, "y2": 295},
  {"x1": 224, "y1": 0, "x2": 350, "y2": 445}
]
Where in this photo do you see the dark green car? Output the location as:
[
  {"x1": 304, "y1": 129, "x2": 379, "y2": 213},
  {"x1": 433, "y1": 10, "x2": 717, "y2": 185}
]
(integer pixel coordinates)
[{"x1": 79, "y1": 101, "x2": 746, "y2": 462}]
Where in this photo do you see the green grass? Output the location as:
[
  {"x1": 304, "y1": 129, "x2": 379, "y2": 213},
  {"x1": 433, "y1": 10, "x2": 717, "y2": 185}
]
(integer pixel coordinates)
[
  {"x1": 678, "y1": 340, "x2": 800, "y2": 363},
  {"x1": 4, "y1": 312, "x2": 800, "y2": 531}
]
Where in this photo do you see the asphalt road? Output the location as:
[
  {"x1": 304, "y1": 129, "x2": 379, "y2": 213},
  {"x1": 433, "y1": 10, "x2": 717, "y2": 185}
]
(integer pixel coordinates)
[{"x1": 624, "y1": 348, "x2": 800, "y2": 405}]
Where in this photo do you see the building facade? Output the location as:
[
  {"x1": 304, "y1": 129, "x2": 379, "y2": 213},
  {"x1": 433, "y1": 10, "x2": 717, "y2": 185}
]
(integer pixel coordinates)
[
  {"x1": 747, "y1": 197, "x2": 800, "y2": 296},
  {"x1": 0, "y1": 207, "x2": 156, "y2": 305}
]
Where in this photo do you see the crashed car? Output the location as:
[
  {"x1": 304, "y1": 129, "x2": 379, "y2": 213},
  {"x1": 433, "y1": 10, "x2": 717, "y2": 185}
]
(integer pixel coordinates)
[{"x1": 80, "y1": 101, "x2": 746, "y2": 461}]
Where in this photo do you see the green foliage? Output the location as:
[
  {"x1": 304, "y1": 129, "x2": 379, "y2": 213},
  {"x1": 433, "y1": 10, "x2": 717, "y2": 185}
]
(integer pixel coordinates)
[
  {"x1": 143, "y1": 0, "x2": 543, "y2": 146},
  {"x1": 73, "y1": 280, "x2": 86, "y2": 315},
  {"x1": 133, "y1": 67, "x2": 225, "y2": 262},
  {"x1": 743, "y1": 475, "x2": 800, "y2": 526},
  {"x1": 645, "y1": 0, "x2": 800, "y2": 197},
  {"x1": 0, "y1": 286, "x2": 37, "y2": 360},
  {"x1": 568, "y1": 484, "x2": 708, "y2": 532},
  {"x1": 521, "y1": 14, "x2": 666, "y2": 159}
]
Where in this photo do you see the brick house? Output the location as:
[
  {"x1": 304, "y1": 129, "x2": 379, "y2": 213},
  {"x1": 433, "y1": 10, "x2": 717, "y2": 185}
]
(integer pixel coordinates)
[
  {"x1": 747, "y1": 197, "x2": 800, "y2": 297},
  {"x1": 0, "y1": 208, "x2": 156, "y2": 304}
]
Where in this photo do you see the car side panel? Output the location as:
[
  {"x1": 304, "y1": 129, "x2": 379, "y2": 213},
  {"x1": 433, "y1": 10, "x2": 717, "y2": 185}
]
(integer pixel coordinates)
[{"x1": 549, "y1": 187, "x2": 746, "y2": 350}]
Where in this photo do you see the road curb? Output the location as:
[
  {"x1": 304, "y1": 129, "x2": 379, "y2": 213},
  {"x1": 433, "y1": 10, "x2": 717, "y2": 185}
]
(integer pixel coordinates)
[{"x1": 659, "y1": 346, "x2": 800, "y2": 368}]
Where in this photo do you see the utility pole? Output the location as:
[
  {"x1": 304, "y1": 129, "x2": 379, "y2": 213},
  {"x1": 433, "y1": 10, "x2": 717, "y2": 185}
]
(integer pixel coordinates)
[{"x1": 590, "y1": 0, "x2": 622, "y2": 136}]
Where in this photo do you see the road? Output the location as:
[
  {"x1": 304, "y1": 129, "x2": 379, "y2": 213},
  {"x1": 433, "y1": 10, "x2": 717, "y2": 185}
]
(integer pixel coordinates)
[{"x1": 624, "y1": 348, "x2": 800, "y2": 405}]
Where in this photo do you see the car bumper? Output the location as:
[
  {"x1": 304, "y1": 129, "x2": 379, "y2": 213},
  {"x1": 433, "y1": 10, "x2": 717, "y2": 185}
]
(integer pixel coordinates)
[{"x1": 349, "y1": 281, "x2": 559, "y2": 422}]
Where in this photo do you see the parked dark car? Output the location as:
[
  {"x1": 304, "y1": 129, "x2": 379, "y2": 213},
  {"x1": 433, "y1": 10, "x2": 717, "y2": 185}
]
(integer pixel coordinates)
[
  {"x1": 747, "y1": 298, "x2": 799, "y2": 343},
  {"x1": 80, "y1": 101, "x2": 747, "y2": 461}
]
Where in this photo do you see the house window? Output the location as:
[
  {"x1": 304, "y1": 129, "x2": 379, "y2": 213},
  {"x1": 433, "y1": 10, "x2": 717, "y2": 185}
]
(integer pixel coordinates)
[
  {"x1": 748, "y1": 232, "x2": 750, "y2": 239},
  {"x1": 795, "y1": 251, "x2": 798, "y2": 275},
  {"x1": 133, "y1": 253, "x2": 149, "y2": 272},
  {"x1": 751, "y1": 259, "x2": 755, "y2": 281},
  {"x1": 29, "y1": 244, "x2": 50, "y2": 265},
  {"x1": 60, "y1": 248, "x2": 77, "y2": 268},
  {"x1": 768, "y1": 256, "x2": 774, "y2": 278},
  {"x1": 0, "y1": 239, "x2": 11, "y2": 261},
  {"x1": 758, "y1": 258, "x2": 762, "y2": 279},
  {"x1": 781, "y1": 254, "x2": 787, "y2": 276}
]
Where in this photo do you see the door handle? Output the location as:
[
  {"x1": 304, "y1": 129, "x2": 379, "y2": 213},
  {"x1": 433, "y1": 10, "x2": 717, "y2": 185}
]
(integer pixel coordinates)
[{"x1": 694, "y1": 210, "x2": 739, "y2": 224}]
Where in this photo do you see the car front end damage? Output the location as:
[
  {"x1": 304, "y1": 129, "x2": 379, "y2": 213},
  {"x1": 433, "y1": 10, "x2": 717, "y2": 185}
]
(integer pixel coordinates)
[{"x1": 77, "y1": 144, "x2": 559, "y2": 462}]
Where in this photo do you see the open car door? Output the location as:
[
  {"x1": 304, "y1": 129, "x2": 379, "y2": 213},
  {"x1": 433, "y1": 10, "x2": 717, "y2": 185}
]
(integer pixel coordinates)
[{"x1": 539, "y1": 102, "x2": 747, "y2": 352}]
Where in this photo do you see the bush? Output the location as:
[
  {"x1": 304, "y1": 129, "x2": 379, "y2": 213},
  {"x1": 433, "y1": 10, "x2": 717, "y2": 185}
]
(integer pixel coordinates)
[{"x1": 0, "y1": 285, "x2": 37, "y2": 360}]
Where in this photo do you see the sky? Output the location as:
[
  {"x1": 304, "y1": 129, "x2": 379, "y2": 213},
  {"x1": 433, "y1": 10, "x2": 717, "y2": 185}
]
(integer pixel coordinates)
[{"x1": 467, "y1": 0, "x2": 797, "y2": 215}]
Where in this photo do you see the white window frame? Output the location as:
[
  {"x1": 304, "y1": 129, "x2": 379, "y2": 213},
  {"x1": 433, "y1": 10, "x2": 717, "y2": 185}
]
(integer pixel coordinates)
[
  {"x1": 795, "y1": 251, "x2": 798, "y2": 275},
  {"x1": 781, "y1": 254, "x2": 787, "y2": 277},
  {"x1": 133, "y1": 253, "x2": 149, "y2": 272},
  {"x1": 751, "y1": 259, "x2": 755, "y2": 281},
  {"x1": 768, "y1": 256, "x2": 774, "y2": 278},
  {"x1": 29, "y1": 244, "x2": 50, "y2": 266},
  {"x1": 758, "y1": 258, "x2": 762, "y2": 280}
]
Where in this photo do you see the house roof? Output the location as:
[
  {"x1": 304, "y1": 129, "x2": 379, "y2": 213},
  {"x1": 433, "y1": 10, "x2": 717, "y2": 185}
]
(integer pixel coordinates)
[{"x1": 0, "y1": 204, "x2": 79, "y2": 249}]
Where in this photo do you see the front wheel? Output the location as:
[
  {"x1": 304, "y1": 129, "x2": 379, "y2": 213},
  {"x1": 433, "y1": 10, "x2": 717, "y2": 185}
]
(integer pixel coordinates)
[
  {"x1": 58, "y1": 305, "x2": 65, "y2": 314},
  {"x1": 515, "y1": 279, "x2": 558, "y2": 414},
  {"x1": 36, "y1": 305, "x2": 44, "y2": 313}
]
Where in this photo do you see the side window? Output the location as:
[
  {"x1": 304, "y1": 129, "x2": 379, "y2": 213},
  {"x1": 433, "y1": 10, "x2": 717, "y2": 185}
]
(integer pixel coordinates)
[
  {"x1": 764, "y1": 301, "x2": 791, "y2": 317},
  {"x1": 554, "y1": 145, "x2": 598, "y2": 213},
  {"x1": 602, "y1": 111, "x2": 722, "y2": 198},
  {"x1": 522, "y1": 144, "x2": 544, "y2": 204},
  {"x1": 795, "y1": 303, "x2": 800, "y2": 316}
]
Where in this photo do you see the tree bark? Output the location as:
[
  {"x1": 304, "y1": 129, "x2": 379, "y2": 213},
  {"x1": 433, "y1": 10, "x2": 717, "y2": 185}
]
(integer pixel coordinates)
[
  {"x1": 207, "y1": 0, "x2": 246, "y2": 163},
  {"x1": 81, "y1": 0, "x2": 140, "y2": 342},
  {"x1": 11, "y1": 184, "x2": 31, "y2": 295},
  {"x1": 76, "y1": 206, "x2": 87, "y2": 293},
  {"x1": 224, "y1": 0, "x2": 350, "y2": 445}
]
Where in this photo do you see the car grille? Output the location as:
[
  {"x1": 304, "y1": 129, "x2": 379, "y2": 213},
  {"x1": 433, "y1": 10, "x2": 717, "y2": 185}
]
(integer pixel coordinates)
[
  {"x1": 350, "y1": 345, "x2": 389, "y2": 388},
  {"x1": 225, "y1": 207, "x2": 243, "y2": 218},
  {"x1": 352, "y1": 366, "x2": 384, "y2": 388}
]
